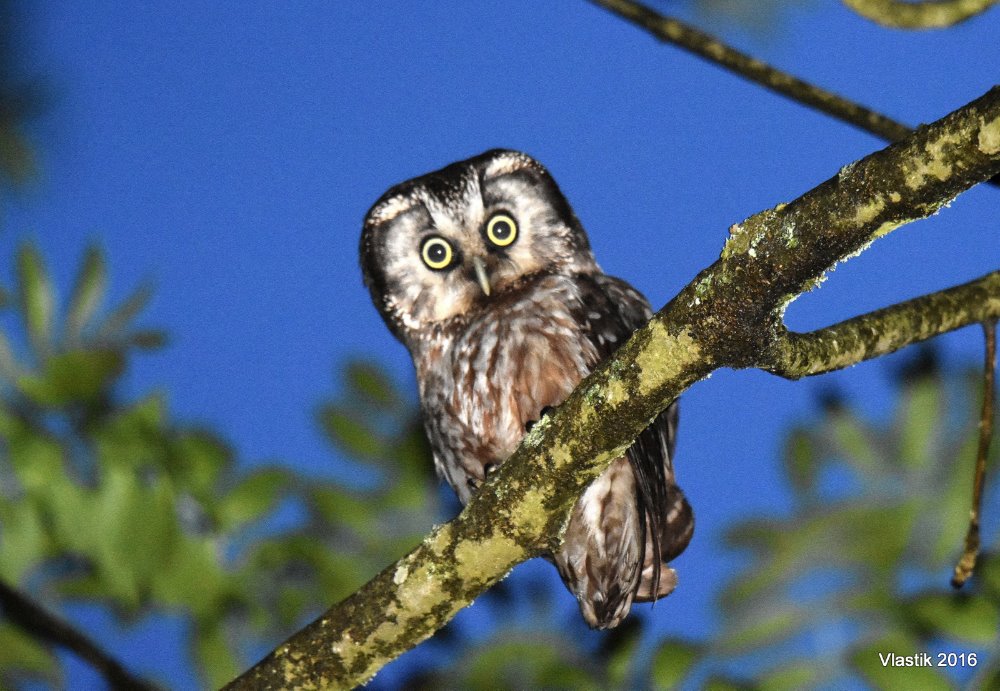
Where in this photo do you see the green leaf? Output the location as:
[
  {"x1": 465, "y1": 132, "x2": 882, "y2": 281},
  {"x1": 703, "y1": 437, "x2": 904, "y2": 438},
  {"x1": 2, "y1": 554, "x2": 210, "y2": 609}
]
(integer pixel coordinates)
[
  {"x1": 151, "y1": 536, "x2": 226, "y2": 615},
  {"x1": 194, "y1": 621, "x2": 240, "y2": 690},
  {"x1": 0, "y1": 622, "x2": 57, "y2": 677},
  {"x1": 851, "y1": 635, "x2": 952, "y2": 691},
  {"x1": 718, "y1": 606, "x2": 803, "y2": 653},
  {"x1": 649, "y1": 638, "x2": 700, "y2": 689},
  {"x1": 0, "y1": 119, "x2": 38, "y2": 183},
  {"x1": 6, "y1": 428, "x2": 64, "y2": 494},
  {"x1": 16, "y1": 349, "x2": 124, "y2": 405},
  {"x1": 979, "y1": 554, "x2": 1000, "y2": 599},
  {"x1": 169, "y1": 431, "x2": 230, "y2": 498},
  {"x1": 894, "y1": 378, "x2": 941, "y2": 471},
  {"x1": 16, "y1": 243, "x2": 55, "y2": 357},
  {"x1": 829, "y1": 412, "x2": 882, "y2": 477},
  {"x1": 89, "y1": 467, "x2": 156, "y2": 609},
  {"x1": 931, "y1": 431, "x2": 980, "y2": 566},
  {"x1": 217, "y1": 467, "x2": 291, "y2": 530},
  {"x1": 724, "y1": 519, "x2": 783, "y2": 555},
  {"x1": 318, "y1": 404, "x2": 385, "y2": 460},
  {"x1": 128, "y1": 329, "x2": 168, "y2": 349},
  {"x1": 310, "y1": 485, "x2": 373, "y2": 533},
  {"x1": 602, "y1": 618, "x2": 642, "y2": 688},
  {"x1": 0, "y1": 328, "x2": 21, "y2": 381},
  {"x1": 702, "y1": 677, "x2": 753, "y2": 691},
  {"x1": 459, "y1": 636, "x2": 600, "y2": 690},
  {"x1": 345, "y1": 360, "x2": 400, "y2": 410},
  {"x1": 755, "y1": 660, "x2": 820, "y2": 690},
  {"x1": 0, "y1": 502, "x2": 51, "y2": 581},
  {"x1": 783, "y1": 428, "x2": 816, "y2": 493},
  {"x1": 906, "y1": 592, "x2": 999, "y2": 644},
  {"x1": 97, "y1": 281, "x2": 153, "y2": 340},
  {"x1": 66, "y1": 245, "x2": 106, "y2": 344}
]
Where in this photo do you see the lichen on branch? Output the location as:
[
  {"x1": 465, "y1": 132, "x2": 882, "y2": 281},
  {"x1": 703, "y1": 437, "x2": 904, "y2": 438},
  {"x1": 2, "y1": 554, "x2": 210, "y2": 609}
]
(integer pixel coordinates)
[
  {"x1": 843, "y1": 0, "x2": 1000, "y2": 29},
  {"x1": 227, "y1": 87, "x2": 1000, "y2": 690}
]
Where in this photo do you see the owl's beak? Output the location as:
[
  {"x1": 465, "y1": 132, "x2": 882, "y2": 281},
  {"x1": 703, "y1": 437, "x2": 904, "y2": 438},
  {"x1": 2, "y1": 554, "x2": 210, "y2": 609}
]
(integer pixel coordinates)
[{"x1": 472, "y1": 256, "x2": 491, "y2": 296}]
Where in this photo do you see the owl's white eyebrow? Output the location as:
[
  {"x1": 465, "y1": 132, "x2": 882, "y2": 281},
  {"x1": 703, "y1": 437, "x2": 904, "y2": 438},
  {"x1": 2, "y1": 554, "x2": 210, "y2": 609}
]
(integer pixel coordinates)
[
  {"x1": 483, "y1": 153, "x2": 533, "y2": 178},
  {"x1": 370, "y1": 195, "x2": 418, "y2": 224}
]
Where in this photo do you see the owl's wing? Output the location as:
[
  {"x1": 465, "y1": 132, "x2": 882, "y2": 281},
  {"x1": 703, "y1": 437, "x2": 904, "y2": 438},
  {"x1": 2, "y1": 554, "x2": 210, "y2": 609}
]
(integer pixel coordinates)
[{"x1": 582, "y1": 273, "x2": 693, "y2": 599}]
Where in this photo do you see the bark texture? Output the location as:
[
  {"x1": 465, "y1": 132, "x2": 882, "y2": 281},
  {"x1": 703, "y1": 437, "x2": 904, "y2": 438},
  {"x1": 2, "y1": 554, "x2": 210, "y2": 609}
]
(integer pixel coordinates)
[{"x1": 227, "y1": 87, "x2": 1000, "y2": 690}]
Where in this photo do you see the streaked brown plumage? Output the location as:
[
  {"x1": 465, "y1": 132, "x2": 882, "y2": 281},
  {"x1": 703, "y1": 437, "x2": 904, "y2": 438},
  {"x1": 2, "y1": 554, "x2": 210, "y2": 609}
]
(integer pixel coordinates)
[{"x1": 360, "y1": 149, "x2": 693, "y2": 628}]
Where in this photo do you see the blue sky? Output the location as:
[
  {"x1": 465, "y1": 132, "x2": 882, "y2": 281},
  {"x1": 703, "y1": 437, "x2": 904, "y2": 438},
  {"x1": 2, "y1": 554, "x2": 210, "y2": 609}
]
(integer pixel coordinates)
[{"x1": 5, "y1": 1, "x2": 999, "y2": 687}]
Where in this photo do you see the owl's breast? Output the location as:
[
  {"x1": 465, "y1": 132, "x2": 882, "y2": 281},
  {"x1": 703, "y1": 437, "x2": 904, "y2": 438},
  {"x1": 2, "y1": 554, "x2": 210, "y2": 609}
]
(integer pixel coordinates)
[{"x1": 415, "y1": 275, "x2": 600, "y2": 501}]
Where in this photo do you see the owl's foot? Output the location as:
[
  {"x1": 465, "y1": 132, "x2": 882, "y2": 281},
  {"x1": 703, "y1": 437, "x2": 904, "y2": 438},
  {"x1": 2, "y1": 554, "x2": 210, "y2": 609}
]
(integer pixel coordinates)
[
  {"x1": 525, "y1": 405, "x2": 555, "y2": 433},
  {"x1": 466, "y1": 462, "x2": 499, "y2": 492}
]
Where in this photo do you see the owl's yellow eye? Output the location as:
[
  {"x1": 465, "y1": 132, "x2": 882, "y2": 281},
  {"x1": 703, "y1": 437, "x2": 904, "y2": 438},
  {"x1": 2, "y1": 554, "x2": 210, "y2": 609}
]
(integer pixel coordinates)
[
  {"x1": 420, "y1": 236, "x2": 454, "y2": 270},
  {"x1": 485, "y1": 213, "x2": 518, "y2": 248}
]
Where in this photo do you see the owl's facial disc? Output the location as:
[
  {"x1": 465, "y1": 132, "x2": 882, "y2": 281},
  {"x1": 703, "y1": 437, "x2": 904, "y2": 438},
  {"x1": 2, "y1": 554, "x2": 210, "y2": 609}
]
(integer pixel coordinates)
[{"x1": 361, "y1": 149, "x2": 600, "y2": 344}]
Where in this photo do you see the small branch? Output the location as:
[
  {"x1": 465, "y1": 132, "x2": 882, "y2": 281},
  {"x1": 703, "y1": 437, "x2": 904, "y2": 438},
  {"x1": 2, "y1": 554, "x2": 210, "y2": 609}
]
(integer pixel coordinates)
[
  {"x1": 764, "y1": 271, "x2": 1000, "y2": 378},
  {"x1": 952, "y1": 319, "x2": 996, "y2": 587},
  {"x1": 843, "y1": 0, "x2": 1000, "y2": 29},
  {"x1": 591, "y1": 0, "x2": 911, "y2": 141},
  {"x1": 588, "y1": 0, "x2": 1000, "y2": 188},
  {"x1": 0, "y1": 579, "x2": 157, "y2": 690}
]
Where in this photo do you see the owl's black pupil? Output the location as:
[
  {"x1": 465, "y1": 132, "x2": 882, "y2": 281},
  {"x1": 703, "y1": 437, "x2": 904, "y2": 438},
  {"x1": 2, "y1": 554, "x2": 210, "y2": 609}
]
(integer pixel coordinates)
[
  {"x1": 492, "y1": 221, "x2": 511, "y2": 239},
  {"x1": 428, "y1": 243, "x2": 447, "y2": 262}
]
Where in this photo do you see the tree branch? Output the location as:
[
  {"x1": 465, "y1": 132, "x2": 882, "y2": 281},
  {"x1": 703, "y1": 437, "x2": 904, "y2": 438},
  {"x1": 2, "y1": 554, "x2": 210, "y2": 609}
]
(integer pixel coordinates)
[
  {"x1": 590, "y1": 0, "x2": 913, "y2": 142},
  {"x1": 0, "y1": 579, "x2": 156, "y2": 690},
  {"x1": 764, "y1": 271, "x2": 1000, "y2": 378},
  {"x1": 843, "y1": 0, "x2": 1000, "y2": 29},
  {"x1": 952, "y1": 318, "x2": 996, "y2": 587},
  {"x1": 588, "y1": 0, "x2": 1000, "y2": 190},
  {"x1": 227, "y1": 88, "x2": 1000, "y2": 690}
]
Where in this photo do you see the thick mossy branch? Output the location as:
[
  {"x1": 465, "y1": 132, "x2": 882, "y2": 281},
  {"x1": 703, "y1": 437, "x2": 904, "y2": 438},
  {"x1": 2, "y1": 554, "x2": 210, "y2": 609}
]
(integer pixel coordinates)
[
  {"x1": 843, "y1": 0, "x2": 1000, "y2": 29},
  {"x1": 767, "y1": 271, "x2": 1000, "y2": 378},
  {"x1": 227, "y1": 88, "x2": 1000, "y2": 690}
]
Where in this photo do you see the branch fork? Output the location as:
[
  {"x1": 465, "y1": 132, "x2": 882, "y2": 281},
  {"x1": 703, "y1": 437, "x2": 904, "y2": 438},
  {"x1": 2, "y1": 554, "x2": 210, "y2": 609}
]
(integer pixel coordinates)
[{"x1": 227, "y1": 87, "x2": 1000, "y2": 690}]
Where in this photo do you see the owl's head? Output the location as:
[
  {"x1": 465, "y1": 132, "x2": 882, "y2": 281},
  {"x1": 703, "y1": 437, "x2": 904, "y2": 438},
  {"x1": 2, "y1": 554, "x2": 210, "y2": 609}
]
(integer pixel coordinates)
[{"x1": 360, "y1": 149, "x2": 597, "y2": 345}]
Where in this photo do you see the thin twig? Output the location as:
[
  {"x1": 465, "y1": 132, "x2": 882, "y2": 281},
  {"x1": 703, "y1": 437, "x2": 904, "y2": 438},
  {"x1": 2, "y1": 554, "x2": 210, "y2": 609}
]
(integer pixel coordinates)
[
  {"x1": 952, "y1": 319, "x2": 996, "y2": 588},
  {"x1": 588, "y1": 0, "x2": 1000, "y2": 188},
  {"x1": 0, "y1": 579, "x2": 157, "y2": 690}
]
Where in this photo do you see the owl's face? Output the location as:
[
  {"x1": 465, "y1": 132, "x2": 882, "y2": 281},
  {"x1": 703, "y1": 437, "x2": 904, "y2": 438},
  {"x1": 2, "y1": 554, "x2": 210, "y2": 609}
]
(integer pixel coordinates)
[{"x1": 360, "y1": 149, "x2": 598, "y2": 345}]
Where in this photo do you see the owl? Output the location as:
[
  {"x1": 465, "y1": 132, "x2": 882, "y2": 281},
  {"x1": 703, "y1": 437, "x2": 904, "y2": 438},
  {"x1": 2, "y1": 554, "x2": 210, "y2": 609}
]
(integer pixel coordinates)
[{"x1": 360, "y1": 149, "x2": 693, "y2": 629}]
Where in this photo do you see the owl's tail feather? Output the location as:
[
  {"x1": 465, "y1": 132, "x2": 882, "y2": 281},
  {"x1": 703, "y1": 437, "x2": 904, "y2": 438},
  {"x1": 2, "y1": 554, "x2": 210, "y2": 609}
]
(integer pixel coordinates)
[{"x1": 626, "y1": 407, "x2": 674, "y2": 601}]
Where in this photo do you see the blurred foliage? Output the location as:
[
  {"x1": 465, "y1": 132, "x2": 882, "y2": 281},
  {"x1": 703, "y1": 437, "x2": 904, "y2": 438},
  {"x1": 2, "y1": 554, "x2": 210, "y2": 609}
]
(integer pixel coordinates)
[
  {"x1": 0, "y1": 244, "x2": 439, "y2": 688},
  {"x1": 0, "y1": 246, "x2": 996, "y2": 689},
  {"x1": 704, "y1": 360, "x2": 1000, "y2": 689}
]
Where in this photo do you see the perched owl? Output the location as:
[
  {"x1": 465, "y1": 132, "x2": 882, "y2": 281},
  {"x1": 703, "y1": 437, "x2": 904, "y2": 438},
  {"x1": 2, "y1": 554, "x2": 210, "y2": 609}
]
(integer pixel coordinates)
[{"x1": 360, "y1": 149, "x2": 693, "y2": 629}]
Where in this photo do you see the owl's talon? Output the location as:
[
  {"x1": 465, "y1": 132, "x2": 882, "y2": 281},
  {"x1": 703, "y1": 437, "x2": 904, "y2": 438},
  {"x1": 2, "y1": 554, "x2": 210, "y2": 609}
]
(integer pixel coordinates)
[
  {"x1": 484, "y1": 462, "x2": 497, "y2": 476},
  {"x1": 467, "y1": 477, "x2": 480, "y2": 491},
  {"x1": 525, "y1": 406, "x2": 555, "y2": 433}
]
